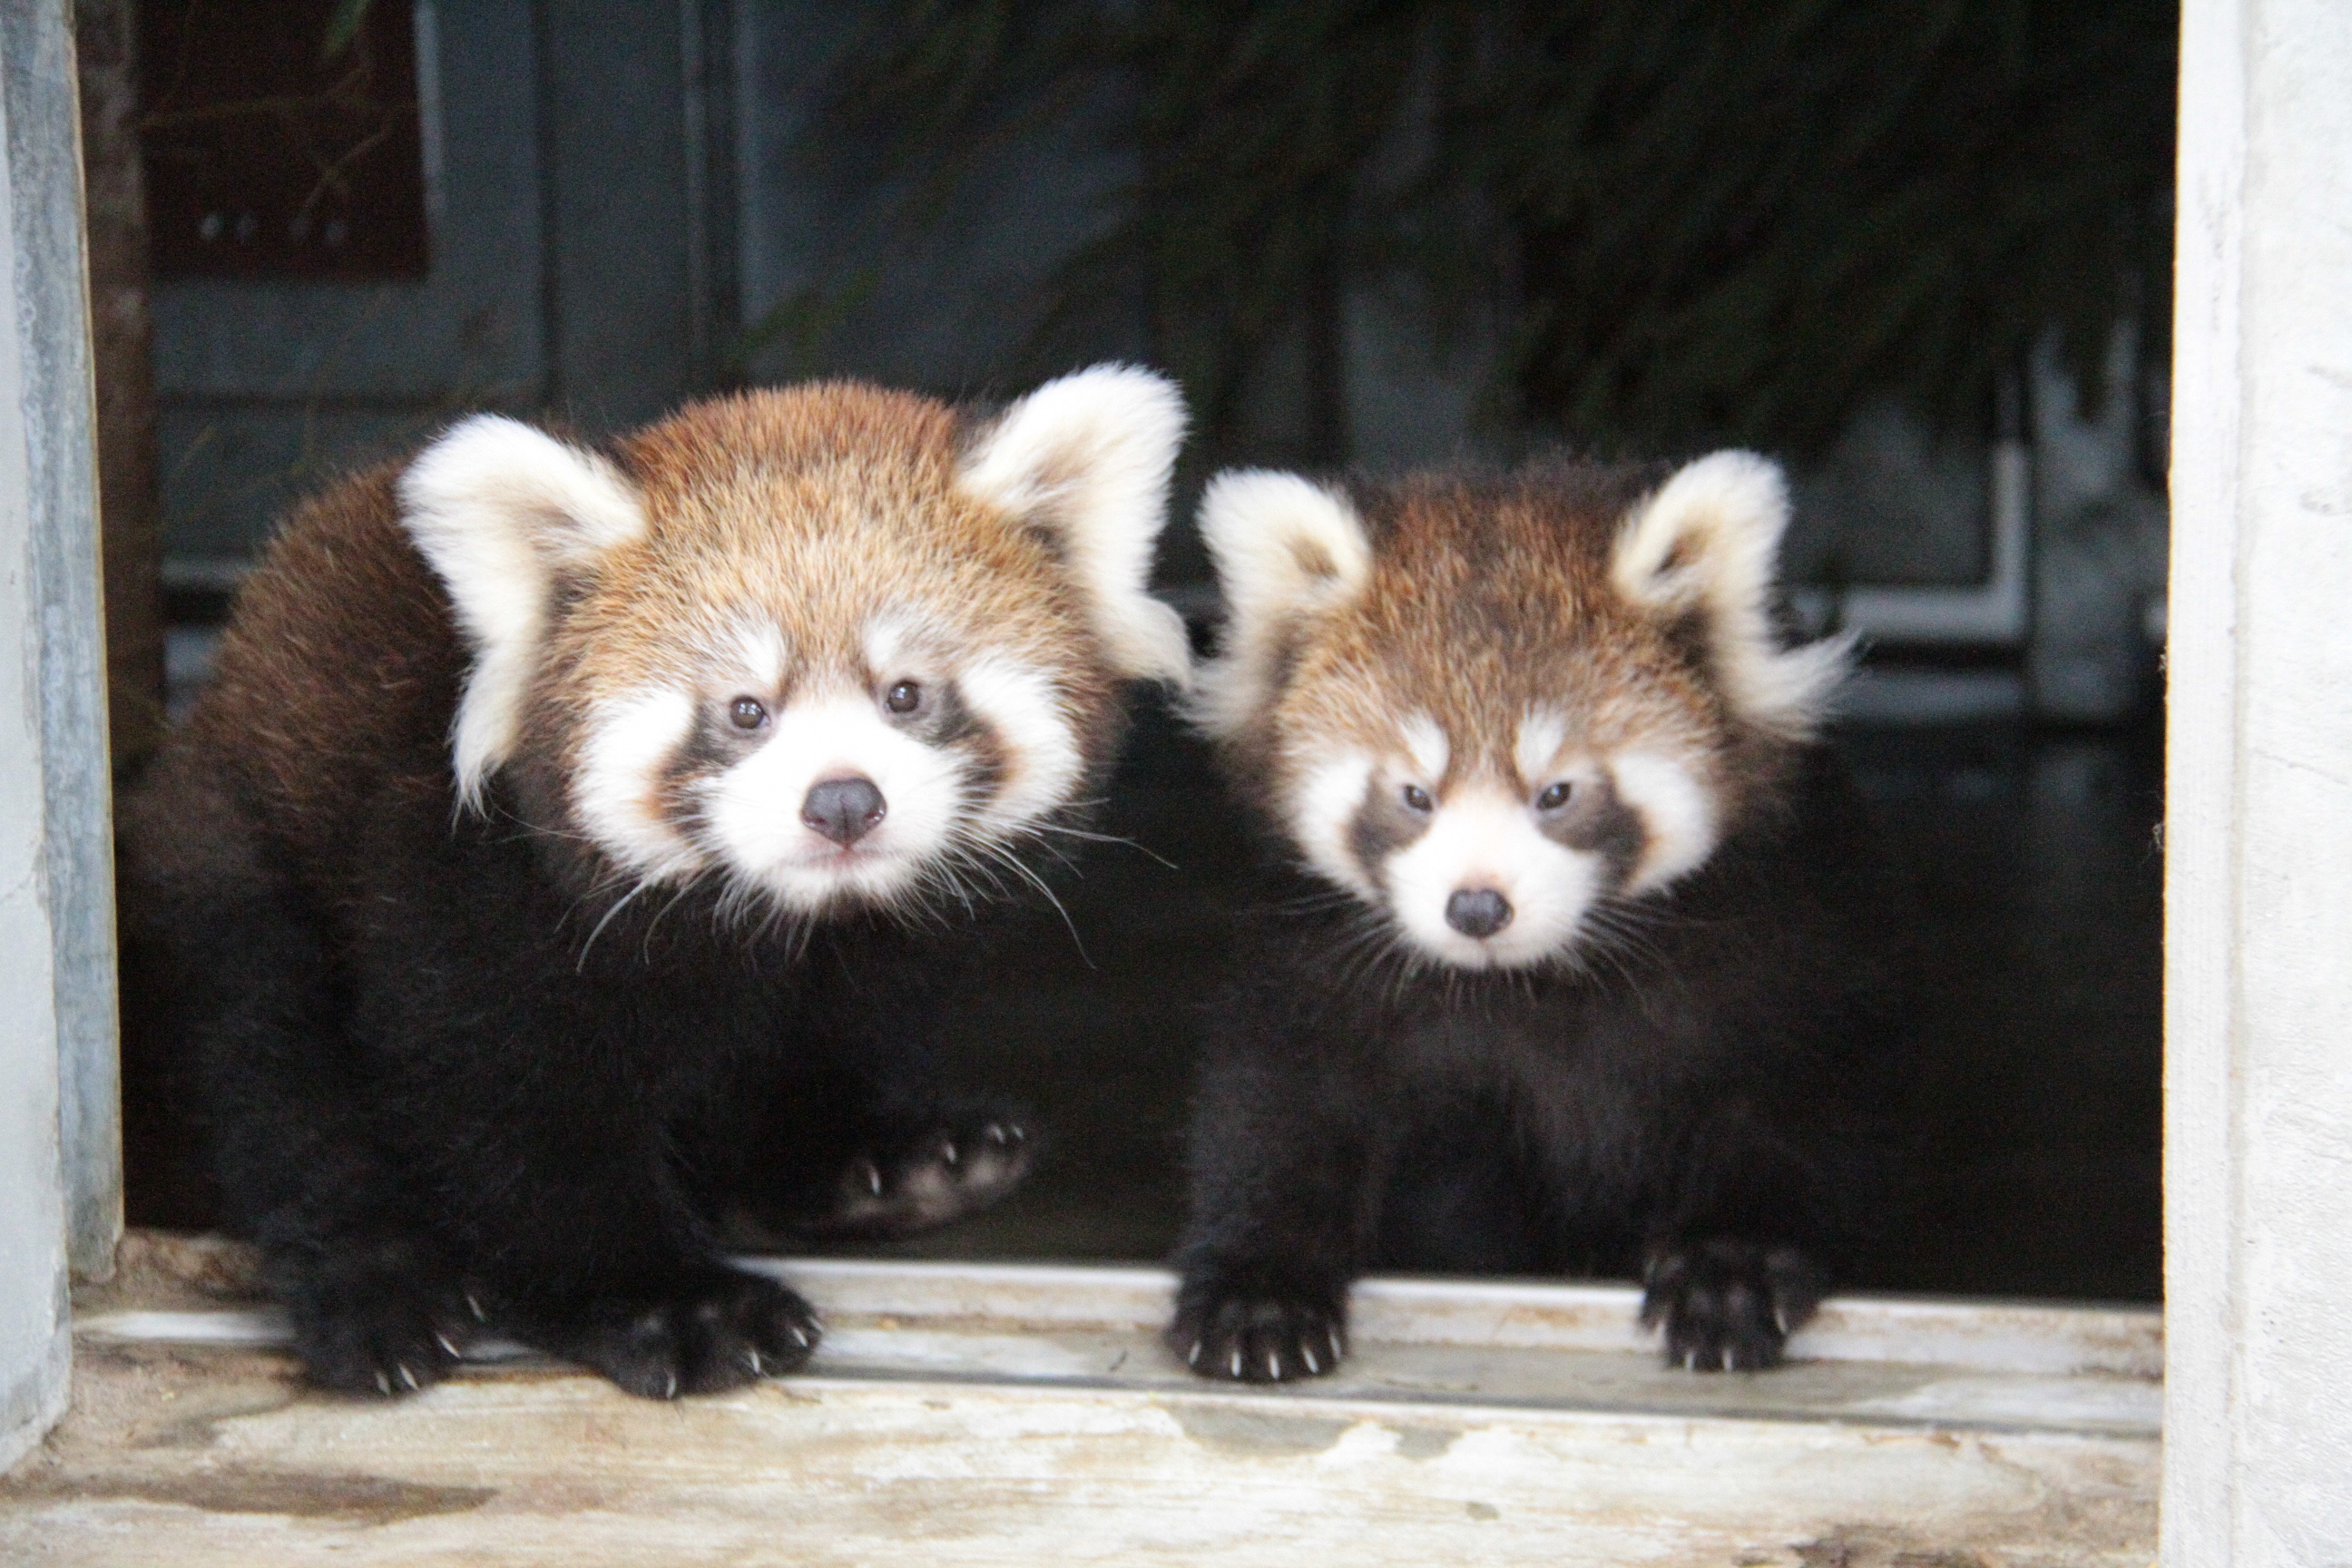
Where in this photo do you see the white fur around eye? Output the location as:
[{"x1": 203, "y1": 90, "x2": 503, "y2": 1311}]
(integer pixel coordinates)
[
  {"x1": 720, "y1": 619, "x2": 791, "y2": 694},
  {"x1": 701, "y1": 694, "x2": 964, "y2": 913},
  {"x1": 958, "y1": 656, "x2": 1083, "y2": 828},
  {"x1": 1401, "y1": 714, "x2": 1449, "y2": 784},
  {"x1": 1515, "y1": 710, "x2": 1570, "y2": 787},
  {"x1": 1611, "y1": 750, "x2": 1718, "y2": 893},
  {"x1": 573, "y1": 689, "x2": 701, "y2": 879},
  {"x1": 1380, "y1": 789, "x2": 1601, "y2": 971},
  {"x1": 1288, "y1": 750, "x2": 1377, "y2": 898},
  {"x1": 861, "y1": 613, "x2": 923, "y2": 681}
]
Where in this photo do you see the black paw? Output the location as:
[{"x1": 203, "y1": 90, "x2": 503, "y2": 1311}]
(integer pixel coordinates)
[
  {"x1": 274, "y1": 1239, "x2": 481, "y2": 1398},
  {"x1": 541, "y1": 1269, "x2": 821, "y2": 1399},
  {"x1": 1170, "y1": 1276, "x2": 1348, "y2": 1384},
  {"x1": 805, "y1": 1112, "x2": 1034, "y2": 1241},
  {"x1": 1640, "y1": 1239, "x2": 1825, "y2": 1372}
]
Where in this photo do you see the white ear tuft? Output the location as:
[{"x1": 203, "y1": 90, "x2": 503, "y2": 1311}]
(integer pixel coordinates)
[
  {"x1": 1191, "y1": 469, "x2": 1373, "y2": 740},
  {"x1": 1612, "y1": 449, "x2": 1847, "y2": 740},
  {"x1": 958, "y1": 364, "x2": 1191, "y2": 684},
  {"x1": 399, "y1": 415, "x2": 649, "y2": 809}
]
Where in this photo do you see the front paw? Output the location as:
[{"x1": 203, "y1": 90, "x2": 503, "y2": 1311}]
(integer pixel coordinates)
[
  {"x1": 1170, "y1": 1274, "x2": 1348, "y2": 1384},
  {"x1": 1640, "y1": 1239, "x2": 1825, "y2": 1372},
  {"x1": 806, "y1": 1111, "x2": 1035, "y2": 1241},
  {"x1": 542, "y1": 1269, "x2": 821, "y2": 1399},
  {"x1": 274, "y1": 1239, "x2": 479, "y2": 1398}
]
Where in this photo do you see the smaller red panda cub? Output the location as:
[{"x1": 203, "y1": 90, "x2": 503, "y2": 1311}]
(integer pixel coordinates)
[
  {"x1": 124, "y1": 367, "x2": 1189, "y2": 1399},
  {"x1": 1172, "y1": 453, "x2": 1907, "y2": 1380}
]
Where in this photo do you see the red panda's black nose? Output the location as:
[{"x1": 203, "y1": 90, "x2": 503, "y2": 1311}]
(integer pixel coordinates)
[
  {"x1": 1445, "y1": 887, "x2": 1513, "y2": 938},
  {"x1": 802, "y1": 776, "x2": 887, "y2": 847}
]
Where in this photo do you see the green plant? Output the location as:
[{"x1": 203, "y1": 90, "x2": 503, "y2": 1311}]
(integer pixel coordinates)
[{"x1": 838, "y1": 0, "x2": 2176, "y2": 461}]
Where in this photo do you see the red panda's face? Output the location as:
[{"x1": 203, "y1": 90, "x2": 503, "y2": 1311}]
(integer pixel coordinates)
[
  {"x1": 1191, "y1": 458, "x2": 1847, "y2": 973},
  {"x1": 400, "y1": 368, "x2": 1190, "y2": 921},
  {"x1": 1274, "y1": 693, "x2": 1728, "y2": 972}
]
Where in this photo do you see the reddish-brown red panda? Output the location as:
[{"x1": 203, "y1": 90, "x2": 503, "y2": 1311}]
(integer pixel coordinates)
[
  {"x1": 1171, "y1": 453, "x2": 1907, "y2": 1380},
  {"x1": 122, "y1": 368, "x2": 1188, "y2": 1398}
]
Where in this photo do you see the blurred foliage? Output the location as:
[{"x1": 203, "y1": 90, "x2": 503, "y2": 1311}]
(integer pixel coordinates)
[
  {"x1": 321, "y1": 0, "x2": 375, "y2": 60},
  {"x1": 836, "y1": 0, "x2": 2176, "y2": 459}
]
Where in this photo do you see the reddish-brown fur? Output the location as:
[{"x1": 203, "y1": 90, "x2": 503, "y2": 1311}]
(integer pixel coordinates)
[{"x1": 122, "y1": 376, "x2": 1177, "y2": 1400}]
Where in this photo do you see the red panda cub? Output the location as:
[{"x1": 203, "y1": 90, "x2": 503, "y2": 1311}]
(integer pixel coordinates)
[
  {"x1": 1172, "y1": 453, "x2": 1906, "y2": 1380},
  {"x1": 122, "y1": 368, "x2": 1190, "y2": 1399}
]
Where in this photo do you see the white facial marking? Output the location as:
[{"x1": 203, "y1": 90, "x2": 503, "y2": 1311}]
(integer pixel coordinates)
[
  {"x1": 959, "y1": 655, "x2": 1081, "y2": 827},
  {"x1": 1400, "y1": 714, "x2": 1449, "y2": 785},
  {"x1": 1381, "y1": 786, "x2": 1599, "y2": 970},
  {"x1": 573, "y1": 689, "x2": 700, "y2": 878},
  {"x1": 728, "y1": 620, "x2": 790, "y2": 695},
  {"x1": 1289, "y1": 750, "x2": 1377, "y2": 897},
  {"x1": 1610, "y1": 751, "x2": 1718, "y2": 893},
  {"x1": 1515, "y1": 710, "x2": 1570, "y2": 788},
  {"x1": 862, "y1": 613, "x2": 920, "y2": 681},
  {"x1": 700, "y1": 691, "x2": 964, "y2": 912}
]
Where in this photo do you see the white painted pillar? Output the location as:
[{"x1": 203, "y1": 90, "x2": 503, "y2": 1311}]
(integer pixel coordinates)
[
  {"x1": 2167, "y1": 0, "x2": 2352, "y2": 1558},
  {"x1": 1, "y1": 0, "x2": 120, "y2": 1284},
  {"x1": 0, "y1": 5, "x2": 74, "y2": 1472}
]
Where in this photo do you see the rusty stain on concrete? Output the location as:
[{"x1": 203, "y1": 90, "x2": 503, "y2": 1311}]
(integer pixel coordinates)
[{"x1": 10, "y1": 1467, "x2": 495, "y2": 1524}]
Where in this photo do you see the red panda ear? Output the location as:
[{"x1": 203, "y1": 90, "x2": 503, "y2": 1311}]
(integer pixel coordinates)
[
  {"x1": 1612, "y1": 450, "x2": 1848, "y2": 740},
  {"x1": 957, "y1": 365, "x2": 1191, "y2": 684},
  {"x1": 398, "y1": 416, "x2": 649, "y2": 809},
  {"x1": 1191, "y1": 469, "x2": 1372, "y2": 740}
]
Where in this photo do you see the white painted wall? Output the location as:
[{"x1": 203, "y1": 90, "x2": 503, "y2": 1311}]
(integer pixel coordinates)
[
  {"x1": 2167, "y1": 0, "x2": 2352, "y2": 1559},
  {"x1": 0, "y1": 26, "x2": 72, "y2": 1474}
]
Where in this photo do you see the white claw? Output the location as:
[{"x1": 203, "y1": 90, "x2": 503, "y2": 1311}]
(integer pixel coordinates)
[
  {"x1": 397, "y1": 1363, "x2": 418, "y2": 1391},
  {"x1": 1774, "y1": 1308, "x2": 1790, "y2": 1337},
  {"x1": 942, "y1": 1141, "x2": 959, "y2": 1168},
  {"x1": 465, "y1": 1291, "x2": 486, "y2": 1323},
  {"x1": 865, "y1": 1162, "x2": 884, "y2": 1196},
  {"x1": 1267, "y1": 1350, "x2": 1281, "y2": 1379},
  {"x1": 747, "y1": 1350, "x2": 763, "y2": 1376},
  {"x1": 663, "y1": 1372, "x2": 678, "y2": 1399},
  {"x1": 1301, "y1": 1345, "x2": 1319, "y2": 1375},
  {"x1": 1230, "y1": 1348, "x2": 1243, "y2": 1377},
  {"x1": 375, "y1": 1370, "x2": 392, "y2": 1396},
  {"x1": 435, "y1": 1332, "x2": 461, "y2": 1359},
  {"x1": 789, "y1": 1325, "x2": 809, "y2": 1349},
  {"x1": 1722, "y1": 1348, "x2": 1735, "y2": 1372},
  {"x1": 1328, "y1": 1327, "x2": 1344, "y2": 1363},
  {"x1": 1685, "y1": 1350, "x2": 1699, "y2": 1371},
  {"x1": 1187, "y1": 1339, "x2": 1203, "y2": 1367}
]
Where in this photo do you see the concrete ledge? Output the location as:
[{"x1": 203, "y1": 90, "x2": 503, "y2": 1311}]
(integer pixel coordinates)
[{"x1": 5, "y1": 1239, "x2": 2159, "y2": 1563}]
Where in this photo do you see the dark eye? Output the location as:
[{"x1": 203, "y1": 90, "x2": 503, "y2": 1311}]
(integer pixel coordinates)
[
  {"x1": 729, "y1": 696, "x2": 768, "y2": 730},
  {"x1": 886, "y1": 680, "x2": 923, "y2": 715},
  {"x1": 1536, "y1": 781, "x2": 1573, "y2": 811},
  {"x1": 1400, "y1": 783, "x2": 1434, "y2": 813}
]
